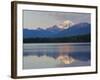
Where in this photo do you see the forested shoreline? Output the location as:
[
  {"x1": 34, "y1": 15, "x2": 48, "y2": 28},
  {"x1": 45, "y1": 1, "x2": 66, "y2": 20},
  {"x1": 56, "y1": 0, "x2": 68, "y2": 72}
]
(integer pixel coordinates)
[{"x1": 23, "y1": 34, "x2": 90, "y2": 43}]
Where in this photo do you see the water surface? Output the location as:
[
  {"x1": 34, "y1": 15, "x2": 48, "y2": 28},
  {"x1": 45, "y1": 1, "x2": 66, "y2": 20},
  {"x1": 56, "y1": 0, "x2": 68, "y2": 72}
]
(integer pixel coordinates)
[{"x1": 23, "y1": 43, "x2": 90, "y2": 69}]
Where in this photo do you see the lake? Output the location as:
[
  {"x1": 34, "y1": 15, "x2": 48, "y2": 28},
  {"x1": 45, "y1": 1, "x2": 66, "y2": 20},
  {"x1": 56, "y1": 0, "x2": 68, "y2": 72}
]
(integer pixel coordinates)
[{"x1": 23, "y1": 43, "x2": 90, "y2": 69}]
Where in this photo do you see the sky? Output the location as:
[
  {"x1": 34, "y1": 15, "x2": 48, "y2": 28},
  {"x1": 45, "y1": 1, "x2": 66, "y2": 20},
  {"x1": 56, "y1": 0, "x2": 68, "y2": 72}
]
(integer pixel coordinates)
[{"x1": 23, "y1": 10, "x2": 91, "y2": 29}]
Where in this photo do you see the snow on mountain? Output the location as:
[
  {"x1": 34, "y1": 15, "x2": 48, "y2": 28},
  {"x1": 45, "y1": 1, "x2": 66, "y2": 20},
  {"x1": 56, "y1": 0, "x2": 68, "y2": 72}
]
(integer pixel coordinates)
[{"x1": 23, "y1": 23, "x2": 90, "y2": 38}]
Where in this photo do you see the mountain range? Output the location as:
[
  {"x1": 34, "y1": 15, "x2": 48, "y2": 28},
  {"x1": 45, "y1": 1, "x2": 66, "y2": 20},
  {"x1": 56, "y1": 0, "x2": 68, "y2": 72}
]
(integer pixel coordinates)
[{"x1": 23, "y1": 23, "x2": 91, "y2": 39}]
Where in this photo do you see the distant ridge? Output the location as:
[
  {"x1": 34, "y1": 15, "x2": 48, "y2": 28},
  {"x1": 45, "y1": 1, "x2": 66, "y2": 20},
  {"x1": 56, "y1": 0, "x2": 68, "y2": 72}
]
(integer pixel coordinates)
[{"x1": 23, "y1": 23, "x2": 90, "y2": 38}]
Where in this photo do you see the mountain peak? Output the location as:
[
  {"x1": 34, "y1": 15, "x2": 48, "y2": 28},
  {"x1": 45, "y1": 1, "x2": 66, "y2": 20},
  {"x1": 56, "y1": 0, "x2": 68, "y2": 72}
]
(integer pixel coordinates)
[
  {"x1": 46, "y1": 25, "x2": 62, "y2": 32},
  {"x1": 58, "y1": 20, "x2": 73, "y2": 29},
  {"x1": 37, "y1": 27, "x2": 44, "y2": 31}
]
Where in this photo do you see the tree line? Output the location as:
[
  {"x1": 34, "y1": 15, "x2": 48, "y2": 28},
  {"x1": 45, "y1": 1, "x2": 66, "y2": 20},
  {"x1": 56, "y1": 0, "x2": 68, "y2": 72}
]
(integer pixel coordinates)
[{"x1": 23, "y1": 34, "x2": 90, "y2": 43}]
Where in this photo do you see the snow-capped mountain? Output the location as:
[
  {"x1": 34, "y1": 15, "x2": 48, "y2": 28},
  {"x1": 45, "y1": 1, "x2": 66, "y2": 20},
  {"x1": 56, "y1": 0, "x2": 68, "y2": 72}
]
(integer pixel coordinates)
[{"x1": 23, "y1": 23, "x2": 90, "y2": 38}]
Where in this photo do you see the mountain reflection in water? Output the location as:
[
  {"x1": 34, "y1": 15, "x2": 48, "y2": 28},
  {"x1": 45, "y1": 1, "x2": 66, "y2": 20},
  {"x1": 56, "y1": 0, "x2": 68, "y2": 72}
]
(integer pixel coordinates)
[
  {"x1": 23, "y1": 43, "x2": 90, "y2": 69},
  {"x1": 57, "y1": 45, "x2": 75, "y2": 64}
]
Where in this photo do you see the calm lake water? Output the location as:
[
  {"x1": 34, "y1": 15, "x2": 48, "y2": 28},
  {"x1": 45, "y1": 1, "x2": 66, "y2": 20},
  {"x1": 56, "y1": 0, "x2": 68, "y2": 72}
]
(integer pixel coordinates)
[{"x1": 23, "y1": 43, "x2": 90, "y2": 69}]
